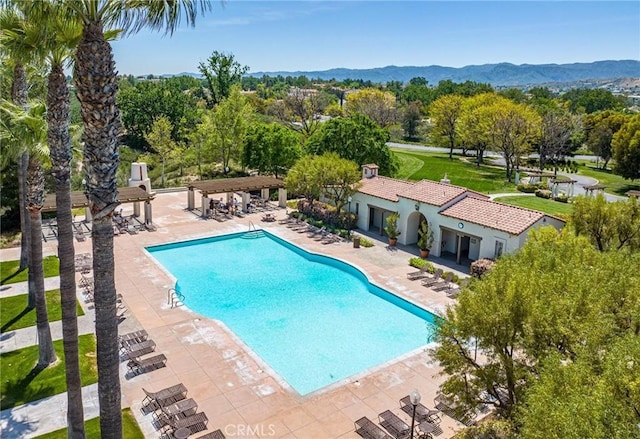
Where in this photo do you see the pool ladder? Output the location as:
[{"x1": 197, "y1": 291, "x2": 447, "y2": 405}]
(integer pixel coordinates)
[
  {"x1": 167, "y1": 287, "x2": 185, "y2": 308},
  {"x1": 244, "y1": 221, "x2": 264, "y2": 239}
]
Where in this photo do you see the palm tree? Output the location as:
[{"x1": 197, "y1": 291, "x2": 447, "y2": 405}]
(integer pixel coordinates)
[
  {"x1": 34, "y1": 4, "x2": 87, "y2": 434},
  {"x1": 0, "y1": 100, "x2": 57, "y2": 367},
  {"x1": 0, "y1": 5, "x2": 39, "y2": 292},
  {"x1": 59, "y1": 2, "x2": 212, "y2": 436}
]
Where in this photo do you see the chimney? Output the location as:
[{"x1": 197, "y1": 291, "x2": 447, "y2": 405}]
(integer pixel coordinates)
[
  {"x1": 362, "y1": 164, "x2": 379, "y2": 179},
  {"x1": 440, "y1": 173, "x2": 450, "y2": 185}
]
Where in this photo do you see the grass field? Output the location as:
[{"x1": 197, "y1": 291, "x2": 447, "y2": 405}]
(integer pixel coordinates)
[
  {"x1": 493, "y1": 196, "x2": 573, "y2": 218},
  {"x1": 1, "y1": 334, "x2": 97, "y2": 410},
  {"x1": 575, "y1": 164, "x2": 640, "y2": 197},
  {"x1": 0, "y1": 289, "x2": 85, "y2": 332},
  {"x1": 392, "y1": 150, "x2": 518, "y2": 194},
  {"x1": 0, "y1": 256, "x2": 60, "y2": 285},
  {"x1": 35, "y1": 408, "x2": 144, "y2": 439}
]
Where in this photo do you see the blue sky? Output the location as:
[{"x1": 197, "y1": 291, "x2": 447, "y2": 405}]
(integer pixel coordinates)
[{"x1": 110, "y1": 1, "x2": 640, "y2": 76}]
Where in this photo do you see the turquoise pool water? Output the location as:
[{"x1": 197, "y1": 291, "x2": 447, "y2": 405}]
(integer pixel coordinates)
[{"x1": 147, "y1": 231, "x2": 437, "y2": 395}]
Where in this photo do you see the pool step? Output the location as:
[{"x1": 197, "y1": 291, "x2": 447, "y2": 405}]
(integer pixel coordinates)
[{"x1": 243, "y1": 230, "x2": 265, "y2": 239}]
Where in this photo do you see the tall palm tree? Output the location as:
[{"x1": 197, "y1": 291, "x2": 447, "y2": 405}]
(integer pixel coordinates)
[
  {"x1": 32, "y1": 3, "x2": 88, "y2": 434},
  {"x1": 0, "y1": 6, "x2": 38, "y2": 291},
  {"x1": 0, "y1": 100, "x2": 57, "y2": 367},
  {"x1": 59, "y1": 2, "x2": 211, "y2": 436}
]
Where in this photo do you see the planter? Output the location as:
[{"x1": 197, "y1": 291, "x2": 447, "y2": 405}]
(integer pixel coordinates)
[
  {"x1": 388, "y1": 237, "x2": 398, "y2": 247},
  {"x1": 420, "y1": 249, "x2": 430, "y2": 258}
]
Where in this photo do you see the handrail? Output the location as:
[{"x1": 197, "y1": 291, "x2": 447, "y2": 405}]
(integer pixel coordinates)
[
  {"x1": 167, "y1": 287, "x2": 185, "y2": 308},
  {"x1": 248, "y1": 221, "x2": 256, "y2": 232}
]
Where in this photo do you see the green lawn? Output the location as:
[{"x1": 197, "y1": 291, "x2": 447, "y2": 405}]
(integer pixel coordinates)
[
  {"x1": 493, "y1": 196, "x2": 573, "y2": 218},
  {"x1": 393, "y1": 150, "x2": 518, "y2": 194},
  {"x1": 0, "y1": 290, "x2": 85, "y2": 333},
  {"x1": 1, "y1": 334, "x2": 97, "y2": 410},
  {"x1": 35, "y1": 408, "x2": 144, "y2": 439},
  {"x1": 1, "y1": 255, "x2": 60, "y2": 285},
  {"x1": 574, "y1": 164, "x2": 640, "y2": 197}
]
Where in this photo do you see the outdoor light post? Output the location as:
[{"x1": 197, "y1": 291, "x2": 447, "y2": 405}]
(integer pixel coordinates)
[{"x1": 410, "y1": 389, "x2": 421, "y2": 439}]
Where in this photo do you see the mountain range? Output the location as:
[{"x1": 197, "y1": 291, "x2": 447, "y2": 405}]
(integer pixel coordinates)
[{"x1": 241, "y1": 60, "x2": 639, "y2": 86}]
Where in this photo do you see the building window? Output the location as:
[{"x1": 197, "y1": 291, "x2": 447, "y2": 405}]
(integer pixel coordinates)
[
  {"x1": 494, "y1": 239, "x2": 505, "y2": 258},
  {"x1": 355, "y1": 203, "x2": 359, "y2": 214}
]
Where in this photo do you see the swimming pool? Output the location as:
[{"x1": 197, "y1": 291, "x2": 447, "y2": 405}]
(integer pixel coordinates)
[{"x1": 147, "y1": 230, "x2": 437, "y2": 395}]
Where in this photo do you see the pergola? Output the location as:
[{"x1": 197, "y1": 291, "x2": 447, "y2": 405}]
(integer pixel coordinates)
[
  {"x1": 42, "y1": 186, "x2": 155, "y2": 227},
  {"x1": 187, "y1": 176, "x2": 286, "y2": 218},
  {"x1": 549, "y1": 177, "x2": 577, "y2": 197},
  {"x1": 626, "y1": 190, "x2": 640, "y2": 198},
  {"x1": 584, "y1": 184, "x2": 607, "y2": 196}
]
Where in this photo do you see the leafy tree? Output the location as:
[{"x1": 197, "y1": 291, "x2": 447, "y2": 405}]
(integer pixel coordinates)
[
  {"x1": 429, "y1": 94, "x2": 464, "y2": 159},
  {"x1": 144, "y1": 116, "x2": 176, "y2": 188},
  {"x1": 345, "y1": 88, "x2": 397, "y2": 128},
  {"x1": 198, "y1": 50, "x2": 248, "y2": 108},
  {"x1": 433, "y1": 227, "x2": 640, "y2": 434},
  {"x1": 612, "y1": 114, "x2": 640, "y2": 180},
  {"x1": 458, "y1": 93, "x2": 499, "y2": 165},
  {"x1": 268, "y1": 87, "x2": 327, "y2": 139},
  {"x1": 314, "y1": 153, "x2": 362, "y2": 213},
  {"x1": 485, "y1": 97, "x2": 541, "y2": 181},
  {"x1": 401, "y1": 101, "x2": 422, "y2": 139},
  {"x1": 537, "y1": 106, "x2": 577, "y2": 173},
  {"x1": 117, "y1": 78, "x2": 200, "y2": 149},
  {"x1": 285, "y1": 155, "x2": 323, "y2": 203},
  {"x1": 400, "y1": 80, "x2": 433, "y2": 106},
  {"x1": 561, "y1": 88, "x2": 624, "y2": 114},
  {"x1": 305, "y1": 113, "x2": 396, "y2": 176},
  {"x1": 583, "y1": 111, "x2": 628, "y2": 169},
  {"x1": 201, "y1": 85, "x2": 252, "y2": 174},
  {"x1": 570, "y1": 194, "x2": 640, "y2": 252},
  {"x1": 498, "y1": 88, "x2": 527, "y2": 103},
  {"x1": 243, "y1": 122, "x2": 301, "y2": 178}
]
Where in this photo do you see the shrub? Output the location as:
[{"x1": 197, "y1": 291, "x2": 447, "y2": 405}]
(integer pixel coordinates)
[
  {"x1": 408, "y1": 257, "x2": 435, "y2": 273},
  {"x1": 555, "y1": 194, "x2": 569, "y2": 203},
  {"x1": 356, "y1": 236, "x2": 374, "y2": 247},
  {"x1": 517, "y1": 183, "x2": 538, "y2": 193},
  {"x1": 535, "y1": 189, "x2": 552, "y2": 199},
  {"x1": 470, "y1": 258, "x2": 495, "y2": 278}
]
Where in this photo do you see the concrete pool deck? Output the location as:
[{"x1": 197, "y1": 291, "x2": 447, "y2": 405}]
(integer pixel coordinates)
[{"x1": 1, "y1": 191, "x2": 474, "y2": 438}]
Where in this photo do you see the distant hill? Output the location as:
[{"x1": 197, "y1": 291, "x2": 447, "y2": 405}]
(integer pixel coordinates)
[{"x1": 246, "y1": 60, "x2": 640, "y2": 86}]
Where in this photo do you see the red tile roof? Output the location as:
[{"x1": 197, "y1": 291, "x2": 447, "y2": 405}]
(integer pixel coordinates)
[
  {"x1": 399, "y1": 180, "x2": 469, "y2": 206},
  {"x1": 358, "y1": 176, "x2": 414, "y2": 201},
  {"x1": 440, "y1": 197, "x2": 546, "y2": 235}
]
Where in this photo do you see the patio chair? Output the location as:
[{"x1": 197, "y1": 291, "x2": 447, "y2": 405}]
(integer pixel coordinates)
[
  {"x1": 119, "y1": 329, "x2": 149, "y2": 348},
  {"x1": 156, "y1": 411, "x2": 209, "y2": 435},
  {"x1": 127, "y1": 353, "x2": 167, "y2": 375},
  {"x1": 121, "y1": 339, "x2": 156, "y2": 359},
  {"x1": 321, "y1": 233, "x2": 341, "y2": 244},
  {"x1": 400, "y1": 395, "x2": 442, "y2": 425},
  {"x1": 142, "y1": 384, "x2": 188, "y2": 413},
  {"x1": 354, "y1": 417, "x2": 393, "y2": 439},
  {"x1": 407, "y1": 264, "x2": 430, "y2": 281},
  {"x1": 195, "y1": 429, "x2": 226, "y2": 439},
  {"x1": 378, "y1": 410, "x2": 410, "y2": 439},
  {"x1": 431, "y1": 272, "x2": 454, "y2": 291},
  {"x1": 421, "y1": 269, "x2": 443, "y2": 287}
]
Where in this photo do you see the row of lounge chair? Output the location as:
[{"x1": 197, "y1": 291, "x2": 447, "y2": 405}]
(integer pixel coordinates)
[
  {"x1": 355, "y1": 394, "x2": 443, "y2": 439},
  {"x1": 281, "y1": 217, "x2": 343, "y2": 244},
  {"x1": 119, "y1": 330, "x2": 167, "y2": 375},
  {"x1": 406, "y1": 266, "x2": 470, "y2": 298},
  {"x1": 141, "y1": 382, "x2": 225, "y2": 439}
]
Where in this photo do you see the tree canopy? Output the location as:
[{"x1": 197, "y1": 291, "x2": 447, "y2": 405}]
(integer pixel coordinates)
[
  {"x1": 432, "y1": 227, "x2": 640, "y2": 437},
  {"x1": 305, "y1": 114, "x2": 396, "y2": 176},
  {"x1": 243, "y1": 121, "x2": 302, "y2": 178},
  {"x1": 198, "y1": 50, "x2": 248, "y2": 108},
  {"x1": 612, "y1": 114, "x2": 640, "y2": 181}
]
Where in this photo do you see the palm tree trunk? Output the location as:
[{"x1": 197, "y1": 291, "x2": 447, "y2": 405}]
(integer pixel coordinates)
[
  {"x1": 11, "y1": 64, "x2": 31, "y2": 276},
  {"x1": 26, "y1": 156, "x2": 57, "y2": 367},
  {"x1": 48, "y1": 63, "x2": 85, "y2": 438},
  {"x1": 74, "y1": 20, "x2": 122, "y2": 439}
]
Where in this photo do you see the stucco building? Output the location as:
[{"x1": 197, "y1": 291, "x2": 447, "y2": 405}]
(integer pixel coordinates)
[{"x1": 348, "y1": 164, "x2": 565, "y2": 263}]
